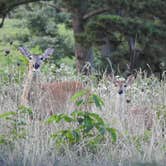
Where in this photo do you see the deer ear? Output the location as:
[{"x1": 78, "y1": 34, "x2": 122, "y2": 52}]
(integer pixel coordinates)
[
  {"x1": 18, "y1": 47, "x2": 31, "y2": 58},
  {"x1": 42, "y1": 48, "x2": 54, "y2": 59}
]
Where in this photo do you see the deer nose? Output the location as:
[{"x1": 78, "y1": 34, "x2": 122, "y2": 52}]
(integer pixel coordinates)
[
  {"x1": 33, "y1": 63, "x2": 40, "y2": 69},
  {"x1": 118, "y1": 89, "x2": 123, "y2": 95}
]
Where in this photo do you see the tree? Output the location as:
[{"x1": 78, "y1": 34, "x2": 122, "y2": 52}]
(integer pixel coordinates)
[
  {"x1": 0, "y1": 0, "x2": 108, "y2": 74},
  {"x1": 85, "y1": 0, "x2": 166, "y2": 75},
  {"x1": 0, "y1": 0, "x2": 43, "y2": 27},
  {"x1": 14, "y1": 3, "x2": 74, "y2": 62},
  {"x1": 1, "y1": 0, "x2": 166, "y2": 75}
]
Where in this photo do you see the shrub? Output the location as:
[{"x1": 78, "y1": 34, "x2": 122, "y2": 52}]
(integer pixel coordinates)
[{"x1": 47, "y1": 90, "x2": 117, "y2": 153}]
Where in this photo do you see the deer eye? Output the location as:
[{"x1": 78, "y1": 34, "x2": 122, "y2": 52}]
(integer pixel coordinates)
[
  {"x1": 124, "y1": 84, "x2": 127, "y2": 87},
  {"x1": 29, "y1": 56, "x2": 32, "y2": 60},
  {"x1": 40, "y1": 57, "x2": 44, "y2": 60}
]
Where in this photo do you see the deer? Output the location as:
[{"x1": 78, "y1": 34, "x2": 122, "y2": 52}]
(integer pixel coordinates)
[
  {"x1": 19, "y1": 47, "x2": 83, "y2": 118},
  {"x1": 112, "y1": 75, "x2": 154, "y2": 133}
]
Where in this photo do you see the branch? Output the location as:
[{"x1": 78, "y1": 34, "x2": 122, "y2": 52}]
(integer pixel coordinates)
[
  {"x1": 0, "y1": 0, "x2": 61, "y2": 29},
  {"x1": 6, "y1": 0, "x2": 41, "y2": 11},
  {"x1": 0, "y1": 0, "x2": 45, "y2": 16},
  {"x1": 0, "y1": 0, "x2": 42, "y2": 28},
  {"x1": 41, "y1": 2, "x2": 67, "y2": 13},
  {"x1": 83, "y1": 7, "x2": 111, "y2": 20}
]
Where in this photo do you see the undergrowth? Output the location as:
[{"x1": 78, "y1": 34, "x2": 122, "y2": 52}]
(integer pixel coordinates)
[{"x1": 0, "y1": 64, "x2": 165, "y2": 166}]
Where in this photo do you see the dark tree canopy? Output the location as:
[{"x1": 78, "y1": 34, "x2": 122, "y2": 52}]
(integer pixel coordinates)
[
  {"x1": 0, "y1": 0, "x2": 44, "y2": 27},
  {"x1": 1, "y1": 0, "x2": 166, "y2": 76}
]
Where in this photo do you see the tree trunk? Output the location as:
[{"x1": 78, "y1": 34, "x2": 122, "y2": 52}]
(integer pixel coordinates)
[
  {"x1": 128, "y1": 36, "x2": 142, "y2": 73},
  {"x1": 101, "y1": 37, "x2": 115, "y2": 73},
  {"x1": 128, "y1": 36, "x2": 136, "y2": 72},
  {"x1": 72, "y1": 10, "x2": 92, "y2": 74}
]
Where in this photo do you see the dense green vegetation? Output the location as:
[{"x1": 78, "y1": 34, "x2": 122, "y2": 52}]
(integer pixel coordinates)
[
  {"x1": 0, "y1": 1, "x2": 166, "y2": 166},
  {"x1": 1, "y1": 0, "x2": 166, "y2": 75},
  {"x1": 0, "y1": 18, "x2": 75, "y2": 79}
]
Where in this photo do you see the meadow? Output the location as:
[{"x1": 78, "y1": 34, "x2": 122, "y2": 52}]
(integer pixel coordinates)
[{"x1": 0, "y1": 19, "x2": 166, "y2": 166}]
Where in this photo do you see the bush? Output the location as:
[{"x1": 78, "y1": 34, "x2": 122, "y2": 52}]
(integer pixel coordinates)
[{"x1": 47, "y1": 90, "x2": 117, "y2": 153}]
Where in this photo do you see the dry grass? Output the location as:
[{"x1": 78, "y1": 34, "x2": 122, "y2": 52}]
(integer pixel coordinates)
[{"x1": 0, "y1": 68, "x2": 166, "y2": 166}]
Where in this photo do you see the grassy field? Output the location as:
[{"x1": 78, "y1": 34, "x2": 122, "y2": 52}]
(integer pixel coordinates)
[{"x1": 0, "y1": 19, "x2": 166, "y2": 166}]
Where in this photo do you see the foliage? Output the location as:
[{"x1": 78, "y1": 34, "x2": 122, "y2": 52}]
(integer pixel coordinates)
[
  {"x1": 0, "y1": 63, "x2": 165, "y2": 164},
  {"x1": 0, "y1": 19, "x2": 29, "y2": 43},
  {"x1": 0, "y1": 19, "x2": 31, "y2": 84},
  {"x1": 1, "y1": 0, "x2": 166, "y2": 75},
  {"x1": 85, "y1": 11, "x2": 166, "y2": 74},
  {"x1": 0, "y1": 106, "x2": 32, "y2": 146},
  {"x1": 20, "y1": 3, "x2": 74, "y2": 60},
  {"x1": 0, "y1": 18, "x2": 75, "y2": 83},
  {"x1": 71, "y1": 89, "x2": 104, "y2": 109},
  {"x1": 47, "y1": 91, "x2": 117, "y2": 153}
]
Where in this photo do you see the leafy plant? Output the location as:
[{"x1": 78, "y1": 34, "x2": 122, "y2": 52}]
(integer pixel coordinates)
[
  {"x1": 71, "y1": 89, "x2": 104, "y2": 109},
  {"x1": 0, "y1": 106, "x2": 32, "y2": 146},
  {"x1": 47, "y1": 91, "x2": 117, "y2": 153}
]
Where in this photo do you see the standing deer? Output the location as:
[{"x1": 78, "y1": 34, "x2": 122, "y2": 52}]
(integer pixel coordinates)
[
  {"x1": 19, "y1": 47, "x2": 83, "y2": 118},
  {"x1": 113, "y1": 75, "x2": 154, "y2": 132}
]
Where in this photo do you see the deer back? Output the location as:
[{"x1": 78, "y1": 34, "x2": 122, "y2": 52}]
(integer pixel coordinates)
[{"x1": 29, "y1": 81, "x2": 83, "y2": 118}]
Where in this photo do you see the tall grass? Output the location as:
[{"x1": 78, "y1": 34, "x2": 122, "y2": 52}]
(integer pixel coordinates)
[
  {"x1": 0, "y1": 19, "x2": 165, "y2": 166},
  {"x1": 0, "y1": 63, "x2": 165, "y2": 166}
]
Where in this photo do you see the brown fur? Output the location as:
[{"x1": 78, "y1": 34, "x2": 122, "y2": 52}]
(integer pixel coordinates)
[
  {"x1": 36, "y1": 81, "x2": 83, "y2": 118},
  {"x1": 21, "y1": 61, "x2": 83, "y2": 118},
  {"x1": 21, "y1": 61, "x2": 34, "y2": 106},
  {"x1": 40, "y1": 81, "x2": 83, "y2": 104}
]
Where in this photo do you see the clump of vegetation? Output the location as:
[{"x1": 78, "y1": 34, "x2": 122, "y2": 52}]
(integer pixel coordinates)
[
  {"x1": 0, "y1": 67, "x2": 165, "y2": 165},
  {"x1": 0, "y1": 106, "x2": 32, "y2": 146},
  {"x1": 47, "y1": 90, "x2": 117, "y2": 153}
]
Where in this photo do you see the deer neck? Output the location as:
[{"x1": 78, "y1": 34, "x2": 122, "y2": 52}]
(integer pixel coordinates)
[{"x1": 20, "y1": 62, "x2": 38, "y2": 106}]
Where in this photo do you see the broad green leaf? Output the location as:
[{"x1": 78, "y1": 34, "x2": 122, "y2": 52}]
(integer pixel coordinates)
[
  {"x1": 71, "y1": 110, "x2": 85, "y2": 117},
  {"x1": 71, "y1": 90, "x2": 87, "y2": 101},
  {"x1": 92, "y1": 94, "x2": 104, "y2": 109},
  {"x1": 46, "y1": 115, "x2": 60, "y2": 123},
  {"x1": 89, "y1": 112, "x2": 104, "y2": 124},
  {"x1": 71, "y1": 130, "x2": 80, "y2": 142},
  {"x1": 97, "y1": 126, "x2": 106, "y2": 135},
  {"x1": 63, "y1": 115, "x2": 74, "y2": 122},
  {"x1": 107, "y1": 128, "x2": 117, "y2": 142},
  {"x1": 47, "y1": 114, "x2": 73, "y2": 123},
  {"x1": 75, "y1": 99, "x2": 84, "y2": 106},
  {"x1": 83, "y1": 116, "x2": 94, "y2": 133},
  {"x1": 0, "y1": 135, "x2": 7, "y2": 145},
  {"x1": 0, "y1": 111, "x2": 16, "y2": 119},
  {"x1": 51, "y1": 133, "x2": 58, "y2": 139}
]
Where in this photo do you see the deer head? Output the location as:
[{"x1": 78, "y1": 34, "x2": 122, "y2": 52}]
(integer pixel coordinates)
[
  {"x1": 18, "y1": 47, "x2": 54, "y2": 71},
  {"x1": 113, "y1": 75, "x2": 135, "y2": 95}
]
